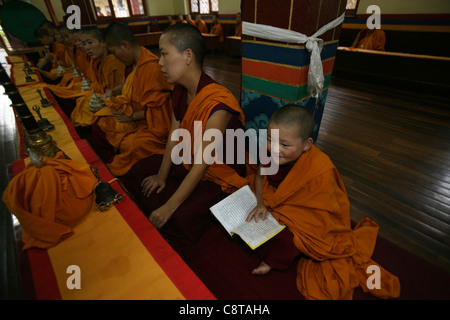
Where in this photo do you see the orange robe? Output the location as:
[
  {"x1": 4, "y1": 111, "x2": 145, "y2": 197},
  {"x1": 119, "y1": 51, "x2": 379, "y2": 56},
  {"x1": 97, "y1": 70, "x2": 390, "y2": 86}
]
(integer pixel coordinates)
[
  {"x1": 37, "y1": 43, "x2": 75, "y2": 81},
  {"x1": 180, "y1": 83, "x2": 247, "y2": 193},
  {"x1": 96, "y1": 47, "x2": 173, "y2": 177},
  {"x1": 357, "y1": 29, "x2": 386, "y2": 51},
  {"x1": 211, "y1": 23, "x2": 224, "y2": 43},
  {"x1": 53, "y1": 42, "x2": 70, "y2": 68},
  {"x1": 2, "y1": 152, "x2": 98, "y2": 250},
  {"x1": 36, "y1": 45, "x2": 88, "y2": 99},
  {"x1": 254, "y1": 145, "x2": 400, "y2": 300},
  {"x1": 70, "y1": 54, "x2": 126, "y2": 127},
  {"x1": 235, "y1": 22, "x2": 242, "y2": 37},
  {"x1": 197, "y1": 19, "x2": 208, "y2": 34},
  {"x1": 75, "y1": 49, "x2": 91, "y2": 79},
  {"x1": 117, "y1": 77, "x2": 248, "y2": 244}
]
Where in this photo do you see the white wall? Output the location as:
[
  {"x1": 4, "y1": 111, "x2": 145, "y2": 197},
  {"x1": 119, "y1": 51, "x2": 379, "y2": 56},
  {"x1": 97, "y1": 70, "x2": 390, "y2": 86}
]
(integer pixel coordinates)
[
  {"x1": 29, "y1": 0, "x2": 51, "y2": 21},
  {"x1": 357, "y1": 0, "x2": 450, "y2": 14},
  {"x1": 29, "y1": 0, "x2": 243, "y2": 24},
  {"x1": 219, "y1": 0, "x2": 241, "y2": 14},
  {"x1": 146, "y1": 0, "x2": 241, "y2": 16},
  {"x1": 50, "y1": 0, "x2": 65, "y2": 23}
]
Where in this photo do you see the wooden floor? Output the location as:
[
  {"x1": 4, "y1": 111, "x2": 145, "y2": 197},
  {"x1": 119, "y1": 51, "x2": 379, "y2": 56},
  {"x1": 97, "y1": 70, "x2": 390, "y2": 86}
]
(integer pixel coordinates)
[
  {"x1": 201, "y1": 51, "x2": 450, "y2": 273},
  {"x1": 1, "y1": 49, "x2": 449, "y2": 299},
  {"x1": 0, "y1": 51, "x2": 22, "y2": 299}
]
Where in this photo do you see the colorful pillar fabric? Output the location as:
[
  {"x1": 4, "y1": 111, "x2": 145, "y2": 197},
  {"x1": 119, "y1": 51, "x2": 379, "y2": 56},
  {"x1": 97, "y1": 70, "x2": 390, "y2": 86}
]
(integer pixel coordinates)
[{"x1": 241, "y1": 0, "x2": 347, "y2": 142}]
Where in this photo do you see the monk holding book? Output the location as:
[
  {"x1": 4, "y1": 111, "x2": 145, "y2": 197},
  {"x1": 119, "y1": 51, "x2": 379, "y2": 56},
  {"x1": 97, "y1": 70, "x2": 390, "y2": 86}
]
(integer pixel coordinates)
[{"x1": 246, "y1": 105, "x2": 400, "y2": 300}]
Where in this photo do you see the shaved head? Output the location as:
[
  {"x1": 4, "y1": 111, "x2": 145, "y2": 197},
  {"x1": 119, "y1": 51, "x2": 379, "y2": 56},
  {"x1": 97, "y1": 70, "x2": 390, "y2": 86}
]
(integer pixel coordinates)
[
  {"x1": 161, "y1": 23, "x2": 206, "y2": 67},
  {"x1": 270, "y1": 105, "x2": 314, "y2": 141},
  {"x1": 104, "y1": 22, "x2": 137, "y2": 47},
  {"x1": 82, "y1": 27, "x2": 104, "y2": 42}
]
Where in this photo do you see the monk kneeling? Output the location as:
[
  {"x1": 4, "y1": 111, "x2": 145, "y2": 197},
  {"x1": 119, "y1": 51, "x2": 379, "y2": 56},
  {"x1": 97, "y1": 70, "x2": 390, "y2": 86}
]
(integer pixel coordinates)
[{"x1": 246, "y1": 105, "x2": 401, "y2": 300}]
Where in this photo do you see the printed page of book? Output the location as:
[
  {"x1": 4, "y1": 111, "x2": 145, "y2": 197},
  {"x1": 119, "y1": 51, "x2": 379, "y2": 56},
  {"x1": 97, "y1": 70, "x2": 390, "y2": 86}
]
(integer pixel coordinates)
[
  {"x1": 210, "y1": 185, "x2": 256, "y2": 235},
  {"x1": 210, "y1": 185, "x2": 285, "y2": 249},
  {"x1": 232, "y1": 214, "x2": 285, "y2": 249}
]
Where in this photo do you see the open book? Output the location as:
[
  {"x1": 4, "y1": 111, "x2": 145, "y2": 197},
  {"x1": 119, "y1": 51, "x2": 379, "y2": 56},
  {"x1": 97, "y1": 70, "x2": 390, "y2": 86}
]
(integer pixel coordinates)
[{"x1": 210, "y1": 185, "x2": 285, "y2": 250}]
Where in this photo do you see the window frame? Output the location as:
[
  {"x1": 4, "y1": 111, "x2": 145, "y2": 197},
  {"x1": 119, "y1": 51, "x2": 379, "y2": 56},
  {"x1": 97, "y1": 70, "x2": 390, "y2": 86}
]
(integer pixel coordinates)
[
  {"x1": 91, "y1": 0, "x2": 148, "y2": 22},
  {"x1": 345, "y1": 0, "x2": 360, "y2": 18},
  {"x1": 189, "y1": 0, "x2": 219, "y2": 15}
]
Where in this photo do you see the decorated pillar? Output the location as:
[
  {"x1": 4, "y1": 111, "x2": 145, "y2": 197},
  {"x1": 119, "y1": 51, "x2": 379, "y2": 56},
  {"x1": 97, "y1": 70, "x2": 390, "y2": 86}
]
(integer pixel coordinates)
[{"x1": 241, "y1": 0, "x2": 346, "y2": 142}]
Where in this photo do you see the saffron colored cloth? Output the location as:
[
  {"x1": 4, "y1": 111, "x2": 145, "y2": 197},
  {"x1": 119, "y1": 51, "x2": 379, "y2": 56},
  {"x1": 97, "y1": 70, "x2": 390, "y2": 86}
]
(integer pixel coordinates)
[
  {"x1": 2, "y1": 152, "x2": 98, "y2": 250},
  {"x1": 11, "y1": 141, "x2": 215, "y2": 300},
  {"x1": 33, "y1": 49, "x2": 86, "y2": 99},
  {"x1": 252, "y1": 145, "x2": 401, "y2": 300},
  {"x1": 197, "y1": 20, "x2": 208, "y2": 33},
  {"x1": 357, "y1": 29, "x2": 386, "y2": 51},
  {"x1": 70, "y1": 54, "x2": 126, "y2": 127},
  {"x1": 34, "y1": 42, "x2": 75, "y2": 81},
  {"x1": 211, "y1": 23, "x2": 225, "y2": 43},
  {"x1": 180, "y1": 82, "x2": 247, "y2": 193},
  {"x1": 235, "y1": 22, "x2": 242, "y2": 37},
  {"x1": 95, "y1": 47, "x2": 173, "y2": 177},
  {"x1": 75, "y1": 49, "x2": 91, "y2": 79},
  {"x1": 119, "y1": 75, "x2": 247, "y2": 244},
  {"x1": 120, "y1": 155, "x2": 230, "y2": 245}
]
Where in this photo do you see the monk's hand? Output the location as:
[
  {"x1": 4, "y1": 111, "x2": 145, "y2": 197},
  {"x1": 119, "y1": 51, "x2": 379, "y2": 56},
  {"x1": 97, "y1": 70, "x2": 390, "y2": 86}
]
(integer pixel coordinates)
[
  {"x1": 102, "y1": 90, "x2": 113, "y2": 101},
  {"x1": 112, "y1": 112, "x2": 133, "y2": 123},
  {"x1": 246, "y1": 203, "x2": 268, "y2": 223},
  {"x1": 148, "y1": 204, "x2": 175, "y2": 229},
  {"x1": 141, "y1": 174, "x2": 166, "y2": 197}
]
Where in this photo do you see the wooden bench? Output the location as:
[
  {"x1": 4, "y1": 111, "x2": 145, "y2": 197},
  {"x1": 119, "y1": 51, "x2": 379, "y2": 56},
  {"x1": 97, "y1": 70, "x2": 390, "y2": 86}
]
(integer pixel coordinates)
[
  {"x1": 225, "y1": 36, "x2": 241, "y2": 56},
  {"x1": 202, "y1": 33, "x2": 220, "y2": 54},
  {"x1": 333, "y1": 46, "x2": 450, "y2": 98},
  {"x1": 134, "y1": 31, "x2": 162, "y2": 47}
]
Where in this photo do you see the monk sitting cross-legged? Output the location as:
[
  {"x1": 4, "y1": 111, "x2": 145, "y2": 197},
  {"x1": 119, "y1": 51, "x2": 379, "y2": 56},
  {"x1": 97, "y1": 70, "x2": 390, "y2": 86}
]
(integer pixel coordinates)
[
  {"x1": 88, "y1": 23, "x2": 173, "y2": 177},
  {"x1": 246, "y1": 105, "x2": 401, "y2": 300},
  {"x1": 33, "y1": 26, "x2": 90, "y2": 117},
  {"x1": 34, "y1": 22, "x2": 68, "y2": 75},
  {"x1": 40, "y1": 27, "x2": 82, "y2": 96},
  {"x1": 70, "y1": 28, "x2": 126, "y2": 128},
  {"x1": 195, "y1": 15, "x2": 208, "y2": 34},
  {"x1": 119, "y1": 23, "x2": 248, "y2": 246},
  {"x1": 210, "y1": 13, "x2": 224, "y2": 44}
]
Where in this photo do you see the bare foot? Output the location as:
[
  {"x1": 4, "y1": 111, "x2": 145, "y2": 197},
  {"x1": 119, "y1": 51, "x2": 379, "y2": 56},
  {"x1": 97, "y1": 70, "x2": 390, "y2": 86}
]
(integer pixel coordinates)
[{"x1": 252, "y1": 261, "x2": 272, "y2": 275}]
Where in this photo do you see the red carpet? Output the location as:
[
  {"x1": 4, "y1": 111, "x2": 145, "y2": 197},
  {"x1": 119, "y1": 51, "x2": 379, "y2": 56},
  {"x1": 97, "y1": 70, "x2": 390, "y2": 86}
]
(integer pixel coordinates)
[{"x1": 167, "y1": 219, "x2": 450, "y2": 300}]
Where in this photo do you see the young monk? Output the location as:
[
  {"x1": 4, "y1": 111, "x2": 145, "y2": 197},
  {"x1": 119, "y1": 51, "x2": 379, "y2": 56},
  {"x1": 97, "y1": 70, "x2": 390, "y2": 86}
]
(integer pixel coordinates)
[
  {"x1": 34, "y1": 26, "x2": 85, "y2": 106},
  {"x1": 178, "y1": 14, "x2": 187, "y2": 24},
  {"x1": 235, "y1": 12, "x2": 242, "y2": 37},
  {"x1": 34, "y1": 23, "x2": 66, "y2": 82},
  {"x1": 72, "y1": 29, "x2": 91, "y2": 78},
  {"x1": 34, "y1": 21, "x2": 58, "y2": 71},
  {"x1": 210, "y1": 13, "x2": 224, "y2": 44},
  {"x1": 187, "y1": 14, "x2": 196, "y2": 27},
  {"x1": 119, "y1": 23, "x2": 248, "y2": 245},
  {"x1": 195, "y1": 14, "x2": 208, "y2": 34},
  {"x1": 70, "y1": 28, "x2": 126, "y2": 128},
  {"x1": 44, "y1": 26, "x2": 83, "y2": 96},
  {"x1": 246, "y1": 105, "x2": 400, "y2": 300},
  {"x1": 88, "y1": 23, "x2": 173, "y2": 177},
  {"x1": 352, "y1": 28, "x2": 386, "y2": 51}
]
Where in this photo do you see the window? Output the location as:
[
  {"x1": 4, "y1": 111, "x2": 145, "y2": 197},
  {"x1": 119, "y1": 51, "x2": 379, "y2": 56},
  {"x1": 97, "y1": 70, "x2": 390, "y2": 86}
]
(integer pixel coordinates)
[
  {"x1": 93, "y1": 0, "x2": 146, "y2": 19},
  {"x1": 345, "y1": 0, "x2": 359, "y2": 17},
  {"x1": 190, "y1": 0, "x2": 219, "y2": 15}
]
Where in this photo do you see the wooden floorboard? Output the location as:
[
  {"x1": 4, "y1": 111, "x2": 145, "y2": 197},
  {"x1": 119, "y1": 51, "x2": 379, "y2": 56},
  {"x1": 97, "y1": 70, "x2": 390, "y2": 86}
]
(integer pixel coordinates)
[{"x1": 319, "y1": 78, "x2": 450, "y2": 272}]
